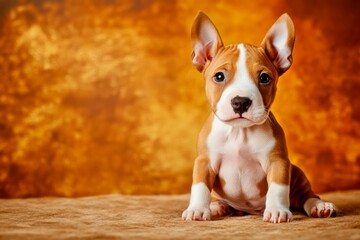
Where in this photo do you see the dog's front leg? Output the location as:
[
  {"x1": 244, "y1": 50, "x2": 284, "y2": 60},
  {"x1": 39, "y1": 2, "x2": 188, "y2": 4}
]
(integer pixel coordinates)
[
  {"x1": 182, "y1": 155, "x2": 216, "y2": 221},
  {"x1": 263, "y1": 158, "x2": 292, "y2": 223}
]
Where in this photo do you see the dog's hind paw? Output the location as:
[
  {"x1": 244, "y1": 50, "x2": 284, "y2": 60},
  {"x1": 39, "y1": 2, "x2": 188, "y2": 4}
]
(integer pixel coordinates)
[
  {"x1": 210, "y1": 201, "x2": 232, "y2": 218},
  {"x1": 304, "y1": 198, "x2": 337, "y2": 218}
]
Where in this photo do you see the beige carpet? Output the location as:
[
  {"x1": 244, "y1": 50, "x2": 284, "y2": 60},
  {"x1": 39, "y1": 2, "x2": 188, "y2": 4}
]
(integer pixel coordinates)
[{"x1": 0, "y1": 190, "x2": 359, "y2": 240}]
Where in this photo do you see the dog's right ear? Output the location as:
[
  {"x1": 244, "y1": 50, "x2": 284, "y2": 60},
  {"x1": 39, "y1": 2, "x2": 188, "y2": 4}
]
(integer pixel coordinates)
[{"x1": 191, "y1": 12, "x2": 223, "y2": 72}]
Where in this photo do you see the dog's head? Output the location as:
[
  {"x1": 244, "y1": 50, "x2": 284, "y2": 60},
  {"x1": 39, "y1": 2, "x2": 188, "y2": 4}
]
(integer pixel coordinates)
[{"x1": 191, "y1": 12, "x2": 295, "y2": 127}]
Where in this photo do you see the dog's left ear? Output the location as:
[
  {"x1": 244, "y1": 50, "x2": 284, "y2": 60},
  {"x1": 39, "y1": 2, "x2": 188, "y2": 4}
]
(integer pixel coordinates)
[{"x1": 261, "y1": 13, "x2": 295, "y2": 75}]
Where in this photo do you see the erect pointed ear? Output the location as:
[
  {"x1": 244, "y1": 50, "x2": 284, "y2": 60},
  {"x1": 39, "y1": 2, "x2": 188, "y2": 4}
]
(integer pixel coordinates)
[
  {"x1": 191, "y1": 12, "x2": 224, "y2": 72},
  {"x1": 261, "y1": 13, "x2": 295, "y2": 75}
]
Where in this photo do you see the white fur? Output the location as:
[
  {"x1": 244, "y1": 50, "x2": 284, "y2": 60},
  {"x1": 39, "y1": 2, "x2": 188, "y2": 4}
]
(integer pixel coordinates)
[
  {"x1": 215, "y1": 44, "x2": 266, "y2": 126},
  {"x1": 263, "y1": 182, "x2": 292, "y2": 223},
  {"x1": 233, "y1": 44, "x2": 258, "y2": 91},
  {"x1": 266, "y1": 183, "x2": 290, "y2": 207},
  {"x1": 207, "y1": 117, "x2": 276, "y2": 214},
  {"x1": 182, "y1": 183, "x2": 211, "y2": 220},
  {"x1": 189, "y1": 182, "x2": 211, "y2": 207}
]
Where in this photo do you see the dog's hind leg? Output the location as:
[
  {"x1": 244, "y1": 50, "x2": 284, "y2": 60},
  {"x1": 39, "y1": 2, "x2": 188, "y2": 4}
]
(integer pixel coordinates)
[{"x1": 290, "y1": 165, "x2": 337, "y2": 218}]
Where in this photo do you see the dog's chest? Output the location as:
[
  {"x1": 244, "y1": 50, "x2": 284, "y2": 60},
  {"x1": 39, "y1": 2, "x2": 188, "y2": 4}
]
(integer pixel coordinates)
[{"x1": 207, "y1": 118, "x2": 276, "y2": 211}]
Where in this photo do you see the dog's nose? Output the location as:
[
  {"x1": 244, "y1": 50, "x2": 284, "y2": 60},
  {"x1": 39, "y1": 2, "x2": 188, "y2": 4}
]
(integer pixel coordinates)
[{"x1": 231, "y1": 96, "x2": 252, "y2": 115}]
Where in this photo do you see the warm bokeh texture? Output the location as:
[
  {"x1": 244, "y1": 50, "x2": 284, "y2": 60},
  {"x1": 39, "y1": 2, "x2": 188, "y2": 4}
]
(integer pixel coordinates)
[{"x1": 0, "y1": 0, "x2": 359, "y2": 198}]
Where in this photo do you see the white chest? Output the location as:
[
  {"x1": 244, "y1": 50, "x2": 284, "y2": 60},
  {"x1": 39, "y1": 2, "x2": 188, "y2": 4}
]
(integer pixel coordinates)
[
  {"x1": 207, "y1": 117, "x2": 275, "y2": 171},
  {"x1": 207, "y1": 117, "x2": 276, "y2": 212}
]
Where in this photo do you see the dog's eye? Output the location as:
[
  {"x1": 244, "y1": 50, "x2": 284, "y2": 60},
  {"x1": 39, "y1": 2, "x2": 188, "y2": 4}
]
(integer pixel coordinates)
[
  {"x1": 259, "y1": 73, "x2": 271, "y2": 85},
  {"x1": 213, "y1": 72, "x2": 226, "y2": 83}
]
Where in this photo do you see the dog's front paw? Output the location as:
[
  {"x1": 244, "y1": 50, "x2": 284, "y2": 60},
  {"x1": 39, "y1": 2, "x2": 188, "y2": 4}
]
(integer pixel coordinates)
[
  {"x1": 263, "y1": 206, "x2": 293, "y2": 223},
  {"x1": 182, "y1": 206, "x2": 211, "y2": 221}
]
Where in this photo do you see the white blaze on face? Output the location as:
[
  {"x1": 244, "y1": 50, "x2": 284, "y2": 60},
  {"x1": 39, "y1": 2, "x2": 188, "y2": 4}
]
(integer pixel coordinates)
[{"x1": 215, "y1": 44, "x2": 266, "y2": 126}]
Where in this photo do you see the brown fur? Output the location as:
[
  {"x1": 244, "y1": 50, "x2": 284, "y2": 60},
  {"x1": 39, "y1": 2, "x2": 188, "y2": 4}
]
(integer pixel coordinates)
[
  {"x1": 192, "y1": 114, "x2": 216, "y2": 189},
  {"x1": 244, "y1": 45, "x2": 279, "y2": 109},
  {"x1": 203, "y1": 45, "x2": 240, "y2": 112}
]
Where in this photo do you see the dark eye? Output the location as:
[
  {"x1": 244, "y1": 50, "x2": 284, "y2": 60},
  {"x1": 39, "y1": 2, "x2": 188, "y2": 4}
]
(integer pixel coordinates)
[
  {"x1": 259, "y1": 73, "x2": 271, "y2": 85},
  {"x1": 213, "y1": 72, "x2": 225, "y2": 83}
]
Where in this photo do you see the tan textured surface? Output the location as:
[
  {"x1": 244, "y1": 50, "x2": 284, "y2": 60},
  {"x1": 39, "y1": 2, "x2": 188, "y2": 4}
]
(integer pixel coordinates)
[
  {"x1": 0, "y1": 190, "x2": 359, "y2": 240},
  {"x1": 1, "y1": 1, "x2": 360, "y2": 198}
]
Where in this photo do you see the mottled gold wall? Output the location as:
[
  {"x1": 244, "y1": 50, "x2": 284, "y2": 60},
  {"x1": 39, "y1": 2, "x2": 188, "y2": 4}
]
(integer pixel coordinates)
[{"x1": 0, "y1": 0, "x2": 359, "y2": 197}]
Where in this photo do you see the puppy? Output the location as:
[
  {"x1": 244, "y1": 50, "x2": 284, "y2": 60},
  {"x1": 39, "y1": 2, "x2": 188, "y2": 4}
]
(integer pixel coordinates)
[{"x1": 182, "y1": 12, "x2": 337, "y2": 223}]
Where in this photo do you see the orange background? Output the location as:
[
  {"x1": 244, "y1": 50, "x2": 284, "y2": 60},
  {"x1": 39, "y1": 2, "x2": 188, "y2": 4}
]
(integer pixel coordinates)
[{"x1": 0, "y1": 0, "x2": 359, "y2": 198}]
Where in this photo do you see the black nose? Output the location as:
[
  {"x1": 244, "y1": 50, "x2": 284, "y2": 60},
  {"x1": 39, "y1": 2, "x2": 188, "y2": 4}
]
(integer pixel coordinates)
[{"x1": 231, "y1": 96, "x2": 252, "y2": 115}]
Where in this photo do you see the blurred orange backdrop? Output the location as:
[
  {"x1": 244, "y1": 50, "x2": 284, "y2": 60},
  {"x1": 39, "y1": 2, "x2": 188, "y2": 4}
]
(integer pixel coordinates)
[{"x1": 0, "y1": 0, "x2": 359, "y2": 198}]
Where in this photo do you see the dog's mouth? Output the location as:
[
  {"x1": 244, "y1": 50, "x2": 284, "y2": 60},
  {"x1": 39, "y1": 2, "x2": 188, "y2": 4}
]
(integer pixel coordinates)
[
  {"x1": 215, "y1": 114, "x2": 252, "y2": 124},
  {"x1": 215, "y1": 112, "x2": 269, "y2": 127},
  {"x1": 223, "y1": 115, "x2": 247, "y2": 121},
  {"x1": 211, "y1": 105, "x2": 269, "y2": 126},
  {"x1": 222, "y1": 116, "x2": 259, "y2": 128}
]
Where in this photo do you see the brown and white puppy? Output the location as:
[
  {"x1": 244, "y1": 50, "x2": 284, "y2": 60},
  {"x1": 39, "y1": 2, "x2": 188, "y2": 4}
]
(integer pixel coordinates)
[{"x1": 182, "y1": 12, "x2": 337, "y2": 223}]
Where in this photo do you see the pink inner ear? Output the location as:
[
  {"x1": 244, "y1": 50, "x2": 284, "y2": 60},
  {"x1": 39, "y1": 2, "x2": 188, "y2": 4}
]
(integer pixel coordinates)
[
  {"x1": 203, "y1": 41, "x2": 214, "y2": 61},
  {"x1": 192, "y1": 41, "x2": 214, "y2": 71},
  {"x1": 260, "y1": 14, "x2": 295, "y2": 74},
  {"x1": 263, "y1": 38, "x2": 278, "y2": 61}
]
